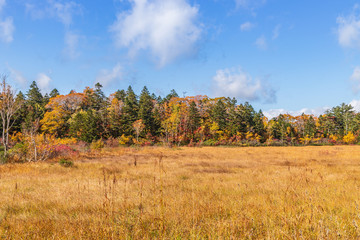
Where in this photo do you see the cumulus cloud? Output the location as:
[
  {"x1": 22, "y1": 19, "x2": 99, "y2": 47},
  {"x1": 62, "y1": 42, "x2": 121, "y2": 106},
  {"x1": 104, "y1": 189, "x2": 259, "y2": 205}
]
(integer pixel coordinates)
[
  {"x1": 255, "y1": 35, "x2": 267, "y2": 50},
  {"x1": 350, "y1": 99, "x2": 360, "y2": 112},
  {"x1": 96, "y1": 63, "x2": 123, "y2": 87},
  {"x1": 350, "y1": 66, "x2": 360, "y2": 93},
  {"x1": 36, "y1": 73, "x2": 52, "y2": 93},
  {"x1": 240, "y1": 22, "x2": 254, "y2": 31},
  {"x1": 263, "y1": 107, "x2": 330, "y2": 120},
  {"x1": 110, "y1": 0, "x2": 202, "y2": 67},
  {"x1": 213, "y1": 67, "x2": 276, "y2": 103},
  {"x1": 337, "y1": 6, "x2": 360, "y2": 49}
]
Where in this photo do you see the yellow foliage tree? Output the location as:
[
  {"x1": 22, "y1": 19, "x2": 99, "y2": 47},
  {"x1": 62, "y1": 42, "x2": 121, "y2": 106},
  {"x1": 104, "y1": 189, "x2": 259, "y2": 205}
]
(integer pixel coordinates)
[{"x1": 343, "y1": 132, "x2": 356, "y2": 144}]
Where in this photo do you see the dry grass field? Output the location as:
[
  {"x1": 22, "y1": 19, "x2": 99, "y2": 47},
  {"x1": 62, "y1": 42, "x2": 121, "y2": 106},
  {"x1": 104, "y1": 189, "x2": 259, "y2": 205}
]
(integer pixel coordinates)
[{"x1": 1, "y1": 146, "x2": 360, "y2": 239}]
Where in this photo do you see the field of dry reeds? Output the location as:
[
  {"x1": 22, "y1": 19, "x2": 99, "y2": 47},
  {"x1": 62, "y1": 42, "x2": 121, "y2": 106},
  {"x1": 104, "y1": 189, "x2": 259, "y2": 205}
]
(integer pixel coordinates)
[{"x1": 1, "y1": 146, "x2": 360, "y2": 239}]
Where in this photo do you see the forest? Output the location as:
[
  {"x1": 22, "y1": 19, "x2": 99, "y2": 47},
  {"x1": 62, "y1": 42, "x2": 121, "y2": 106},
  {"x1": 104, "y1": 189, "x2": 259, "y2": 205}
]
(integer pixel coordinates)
[{"x1": 0, "y1": 75, "x2": 359, "y2": 162}]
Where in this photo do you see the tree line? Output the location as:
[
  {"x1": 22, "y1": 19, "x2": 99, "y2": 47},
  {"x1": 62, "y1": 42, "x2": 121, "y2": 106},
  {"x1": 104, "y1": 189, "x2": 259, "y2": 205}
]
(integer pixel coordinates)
[{"x1": 1, "y1": 75, "x2": 360, "y2": 155}]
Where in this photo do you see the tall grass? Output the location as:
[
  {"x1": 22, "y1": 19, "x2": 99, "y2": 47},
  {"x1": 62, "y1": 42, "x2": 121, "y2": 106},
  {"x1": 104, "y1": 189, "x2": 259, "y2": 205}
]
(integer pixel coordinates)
[{"x1": 1, "y1": 146, "x2": 360, "y2": 238}]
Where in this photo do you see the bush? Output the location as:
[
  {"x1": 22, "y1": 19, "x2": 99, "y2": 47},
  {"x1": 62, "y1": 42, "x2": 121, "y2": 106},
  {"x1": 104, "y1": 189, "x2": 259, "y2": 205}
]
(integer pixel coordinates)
[
  {"x1": 53, "y1": 144, "x2": 78, "y2": 158},
  {"x1": 119, "y1": 135, "x2": 131, "y2": 146},
  {"x1": 90, "y1": 139, "x2": 104, "y2": 150},
  {"x1": 105, "y1": 137, "x2": 119, "y2": 148},
  {"x1": 59, "y1": 158, "x2": 74, "y2": 168}
]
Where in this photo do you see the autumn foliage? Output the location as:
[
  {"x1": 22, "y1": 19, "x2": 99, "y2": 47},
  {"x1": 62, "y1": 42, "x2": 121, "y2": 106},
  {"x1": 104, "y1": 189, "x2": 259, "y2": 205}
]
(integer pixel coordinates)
[{"x1": 2, "y1": 81, "x2": 360, "y2": 162}]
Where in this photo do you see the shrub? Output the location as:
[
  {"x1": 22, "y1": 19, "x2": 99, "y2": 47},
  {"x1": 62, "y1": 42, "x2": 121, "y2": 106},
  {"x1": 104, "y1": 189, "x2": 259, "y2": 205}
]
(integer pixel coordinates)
[
  {"x1": 90, "y1": 139, "x2": 104, "y2": 150},
  {"x1": 105, "y1": 137, "x2": 119, "y2": 148},
  {"x1": 59, "y1": 158, "x2": 74, "y2": 168},
  {"x1": 53, "y1": 144, "x2": 78, "y2": 158},
  {"x1": 343, "y1": 132, "x2": 356, "y2": 144},
  {"x1": 119, "y1": 135, "x2": 131, "y2": 146}
]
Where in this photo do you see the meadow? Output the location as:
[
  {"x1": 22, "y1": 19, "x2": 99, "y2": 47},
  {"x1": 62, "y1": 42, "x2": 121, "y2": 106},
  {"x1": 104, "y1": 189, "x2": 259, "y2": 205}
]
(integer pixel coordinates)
[{"x1": 1, "y1": 146, "x2": 360, "y2": 239}]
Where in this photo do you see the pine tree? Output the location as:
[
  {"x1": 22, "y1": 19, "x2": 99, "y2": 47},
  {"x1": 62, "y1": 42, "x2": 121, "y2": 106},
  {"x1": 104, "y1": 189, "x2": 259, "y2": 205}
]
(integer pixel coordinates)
[
  {"x1": 120, "y1": 86, "x2": 139, "y2": 136},
  {"x1": 188, "y1": 101, "x2": 200, "y2": 140},
  {"x1": 69, "y1": 110, "x2": 101, "y2": 142},
  {"x1": 27, "y1": 81, "x2": 43, "y2": 104},
  {"x1": 211, "y1": 99, "x2": 228, "y2": 131},
  {"x1": 114, "y1": 89, "x2": 126, "y2": 102},
  {"x1": 49, "y1": 88, "x2": 60, "y2": 99},
  {"x1": 138, "y1": 86, "x2": 155, "y2": 135},
  {"x1": 12, "y1": 91, "x2": 27, "y2": 133},
  {"x1": 25, "y1": 81, "x2": 44, "y2": 129}
]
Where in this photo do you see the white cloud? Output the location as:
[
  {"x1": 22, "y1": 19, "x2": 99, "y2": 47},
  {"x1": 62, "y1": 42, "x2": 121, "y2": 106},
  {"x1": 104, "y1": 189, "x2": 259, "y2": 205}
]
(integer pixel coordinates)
[
  {"x1": 272, "y1": 24, "x2": 281, "y2": 40},
  {"x1": 350, "y1": 66, "x2": 360, "y2": 93},
  {"x1": 213, "y1": 67, "x2": 276, "y2": 103},
  {"x1": 235, "y1": 0, "x2": 266, "y2": 10},
  {"x1": 63, "y1": 31, "x2": 80, "y2": 59},
  {"x1": 26, "y1": 1, "x2": 82, "y2": 58},
  {"x1": 350, "y1": 99, "x2": 360, "y2": 112},
  {"x1": 26, "y1": 0, "x2": 81, "y2": 26},
  {"x1": 36, "y1": 73, "x2": 52, "y2": 93},
  {"x1": 96, "y1": 63, "x2": 123, "y2": 87},
  {"x1": 110, "y1": 0, "x2": 202, "y2": 67},
  {"x1": 0, "y1": 0, "x2": 14, "y2": 43},
  {"x1": 255, "y1": 35, "x2": 267, "y2": 50},
  {"x1": 0, "y1": 0, "x2": 5, "y2": 12},
  {"x1": 240, "y1": 22, "x2": 254, "y2": 31},
  {"x1": 0, "y1": 17, "x2": 14, "y2": 43},
  {"x1": 263, "y1": 107, "x2": 330, "y2": 120},
  {"x1": 337, "y1": 6, "x2": 360, "y2": 49},
  {"x1": 49, "y1": 0, "x2": 81, "y2": 27},
  {"x1": 9, "y1": 68, "x2": 27, "y2": 87}
]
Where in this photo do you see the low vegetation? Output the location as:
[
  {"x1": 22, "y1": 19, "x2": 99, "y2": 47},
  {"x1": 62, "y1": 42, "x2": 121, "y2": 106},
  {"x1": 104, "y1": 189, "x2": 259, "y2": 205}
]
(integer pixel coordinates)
[{"x1": 1, "y1": 146, "x2": 360, "y2": 239}]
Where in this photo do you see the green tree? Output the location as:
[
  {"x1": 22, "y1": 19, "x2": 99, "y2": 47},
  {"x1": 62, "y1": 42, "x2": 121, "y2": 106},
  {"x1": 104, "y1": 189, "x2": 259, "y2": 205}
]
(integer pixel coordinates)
[
  {"x1": 138, "y1": 86, "x2": 155, "y2": 135},
  {"x1": 24, "y1": 81, "x2": 45, "y2": 131},
  {"x1": 120, "y1": 86, "x2": 139, "y2": 136},
  {"x1": 188, "y1": 101, "x2": 201, "y2": 140},
  {"x1": 69, "y1": 110, "x2": 101, "y2": 142},
  {"x1": 211, "y1": 99, "x2": 228, "y2": 131},
  {"x1": 49, "y1": 88, "x2": 60, "y2": 99}
]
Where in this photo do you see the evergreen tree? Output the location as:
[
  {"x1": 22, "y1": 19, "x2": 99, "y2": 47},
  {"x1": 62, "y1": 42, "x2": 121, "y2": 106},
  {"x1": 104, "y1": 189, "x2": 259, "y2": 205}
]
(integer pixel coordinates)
[
  {"x1": 25, "y1": 81, "x2": 45, "y2": 129},
  {"x1": 120, "y1": 86, "x2": 139, "y2": 136},
  {"x1": 304, "y1": 116, "x2": 317, "y2": 137},
  {"x1": 49, "y1": 88, "x2": 60, "y2": 99},
  {"x1": 69, "y1": 110, "x2": 101, "y2": 142},
  {"x1": 27, "y1": 81, "x2": 43, "y2": 106},
  {"x1": 114, "y1": 89, "x2": 126, "y2": 102},
  {"x1": 12, "y1": 91, "x2": 27, "y2": 133},
  {"x1": 188, "y1": 101, "x2": 201, "y2": 140},
  {"x1": 162, "y1": 89, "x2": 179, "y2": 103},
  {"x1": 138, "y1": 86, "x2": 155, "y2": 135},
  {"x1": 253, "y1": 110, "x2": 266, "y2": 141},
  {"x1": 211, "y1": 99, "x2": 228, "y2": 131},
  {"x1": 43, "y1": 93, "x2": 50, "y2": 106}
]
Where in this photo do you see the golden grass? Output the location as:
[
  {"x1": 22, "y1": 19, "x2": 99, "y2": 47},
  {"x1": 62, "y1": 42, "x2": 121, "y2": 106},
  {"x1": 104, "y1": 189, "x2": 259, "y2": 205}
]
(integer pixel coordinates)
[{"x1": 1, "y1": 146, "x2": 360, "y2": 239}]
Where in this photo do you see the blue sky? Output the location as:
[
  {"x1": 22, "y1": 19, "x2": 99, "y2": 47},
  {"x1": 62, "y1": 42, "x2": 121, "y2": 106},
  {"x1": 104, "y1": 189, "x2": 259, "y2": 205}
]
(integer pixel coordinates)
[{"x1": 1, "y1": 0, "x2": 360, "y2": 118}]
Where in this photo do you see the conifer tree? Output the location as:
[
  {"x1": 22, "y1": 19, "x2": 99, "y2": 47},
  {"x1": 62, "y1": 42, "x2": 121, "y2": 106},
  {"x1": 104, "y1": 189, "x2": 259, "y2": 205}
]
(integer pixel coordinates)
[
  {"x1": 120, "y1": 86, "x2": 139, "y2": 136},
  {"x1": 138, "y1": 86, "x2": 155, "y2": 135},
  {"x1": 25, "y1": 81, "x2": 44, "y2": 129},
  {"x1": 211, "y1": 99, "x2": 228, "y2": 131},
  {"x1": 188, "y1": 101, "x2": 200, "y2": 140},
  {"x1": 49, "y1": 88, "x2": 60, "y2": 99}
]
